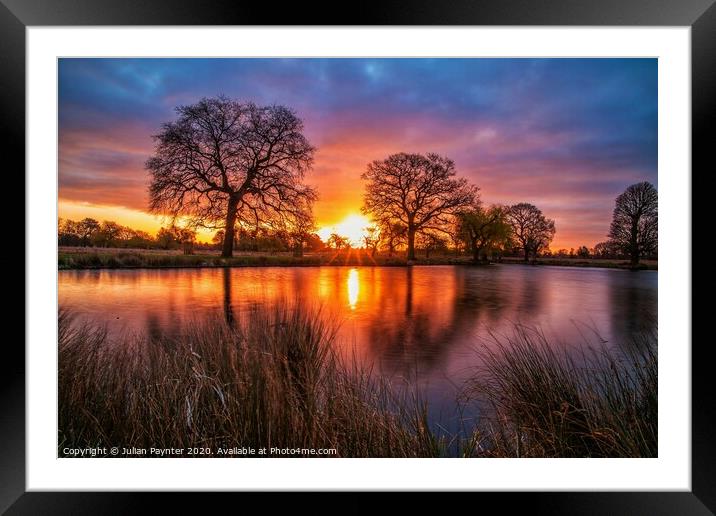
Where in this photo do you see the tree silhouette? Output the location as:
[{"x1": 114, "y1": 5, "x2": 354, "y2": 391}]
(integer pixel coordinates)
[
  {"x1": 457, "y1": 204, "x2": 511, "y2": 262},
  {"x1": 593, "y1": 240, "x2": 619, "y2": 259},
  {"x1": 377, "y1": 219, "x2": 407, "y2": 256},
  {"x1": 362, "y1": 225, "x2": 381, "y2": 257},
  {"x1": 506, "y1": 203, "x2": 556, "y2": 262},
  {"x1": 279, "y1": 198, "x2": 316, "y2": 257},
  {"x1": 78, "y1": 218, "x2": 100, "y2": 246},
  {"x1": 416, "y1": 231, "x2": 448, "y2": 259},
  {"x1": 361, "y1": 152, "x2": 478, "y2": 260},
  {"x1": 146, "y1": 96, "x2": 316, "y2": 257},
  {"x1": 95, "y1": 220, "x2": 122, "y2": 247},
  {"x1": 327, "y1": 233, "x2": 350, "y2": 250},
  {"x1": 608, "y1": 181, "x2": 658, "y2": 267}
]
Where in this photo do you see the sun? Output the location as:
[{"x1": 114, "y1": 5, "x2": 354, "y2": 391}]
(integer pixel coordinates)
[{"x1": 317, "y1": 214, "x2": 372, "y2": 246}]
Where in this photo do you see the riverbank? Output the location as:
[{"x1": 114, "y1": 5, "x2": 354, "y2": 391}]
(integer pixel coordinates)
[
  {"x1": 57, "y1": 247, "x2": 657, "y2": 270},
  {"x1": 500, "y1": 256, "x2": 658, "y2": 270},
  {"x1": 58, "y1": 247, "x2": 657, "y2": 270},
  {"x1": 58, "y1": 248, "x2": 417, "y2": 269}
]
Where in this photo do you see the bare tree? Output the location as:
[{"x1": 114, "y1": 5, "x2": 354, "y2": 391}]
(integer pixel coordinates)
[
  {"x1": 361, "y1": 152, "x2": 478, "y2": 260},
  {"x1": 362, "y1": 225, "x2": 381, "y2": 257},
  {"x1": 96, "y1": 220, "x2": 123, "y2": 247},
  {"x1": 176, "y1": 227, "x2": 197, "y2": 255},
  {"x1": 506, "y1": 203, "x2": 556, "y2": 262},
  {"x1": 377, "y1": 219, "x2": 407, "y2": 256},
  {"x1": 277, "y1": 197, "x2": 316, "y2": 257},
  {"x1": 146, "y1": 96, "x2": 316, "y2": 257},
  {"x1": 416, "y1": 231, "x2": 448, "y2": 259},
  {"x1": 327, "y1": 233, "x2": 350, "y2": 250},
  {"x1": 608, "y1": 181, "x2": 658, "y2": 267},
  {"x1": 212, "y1": 230, "x2": 225, "y2": 249},
  {"x1": 456, "y1": 204, "x2": 511, "y2": 262},
  {"x1": 593, "y1": 240, "x2": 620, "y2": 259},
  {"x1": 77, "y1": 218, "x2": 100, "y2": 246}
]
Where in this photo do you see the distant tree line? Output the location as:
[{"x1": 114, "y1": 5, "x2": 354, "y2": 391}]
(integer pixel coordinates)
[
  {"x1": 58, "y1": 217, "x2": 327, "y2": 255},
  {"x1": 140, "y1": 96, "x2": 656, "y2": 266},
  {"x1": 212, "y1": 227, "x2": 325, "y2": 255},
  {"x1": 58, "y1": 218, "x2": 201, "y2": 253}
]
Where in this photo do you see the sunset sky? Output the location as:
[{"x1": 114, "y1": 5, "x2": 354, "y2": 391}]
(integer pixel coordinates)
[{"x1": 58, "y1": 58, "x2": 657, "y2": 249}]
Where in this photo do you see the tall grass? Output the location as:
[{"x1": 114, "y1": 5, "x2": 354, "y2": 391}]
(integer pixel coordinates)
[
  {"x1": 58, "y1": 307, "x2": 441, "y2": 457},
  {"x1": 59, "y1": 307, "x2": 657, "y2": 458},
  {"x1": 462, "y1": 327, "x2": 657, "y2": 457}
]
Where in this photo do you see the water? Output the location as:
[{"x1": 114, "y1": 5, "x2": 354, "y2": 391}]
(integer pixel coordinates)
[{"x1": 58, "y1": 264, "x2": 657, "y2": 435}]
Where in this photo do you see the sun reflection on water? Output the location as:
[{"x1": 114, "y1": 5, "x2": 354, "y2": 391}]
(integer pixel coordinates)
[{"x1": 347, "y1": 268, "x2": 359, "y2": 310}]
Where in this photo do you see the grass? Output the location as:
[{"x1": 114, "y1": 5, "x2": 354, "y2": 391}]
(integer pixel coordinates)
[
  {"x1": 58, "y1": 248, "x2": 417, "y2": 269},
  {"x1": 58, "y1": 247, "x2": 658, "y2": 270},
  {"x1": 58, "y1": 306, "x2": 442, "y2": 458},
  {"x1": 58, "y1": 305, "x2": 657, "y2": 458},
  {"x1": 461, "y1": 326, "x2": 657, "y2": 457},
  {"x1": 501, "y1": 256, "x2": 658, "y2": 270}
]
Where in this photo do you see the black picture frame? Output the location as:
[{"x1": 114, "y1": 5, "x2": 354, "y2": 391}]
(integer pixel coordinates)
[{"x1": 5, "y1": 0, "x2": 710, "y2": 512}]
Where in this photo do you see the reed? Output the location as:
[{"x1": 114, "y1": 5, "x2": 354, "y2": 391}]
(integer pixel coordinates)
[
  {"x1": 59, "y1": 308, "x2": 657, "y2": 458},
  {"x1": 58, "y1": 306, "x2": 442, "y2": 457},
  {"x1": 461, "y1": 326, "x2": 657, "y2": 457}
]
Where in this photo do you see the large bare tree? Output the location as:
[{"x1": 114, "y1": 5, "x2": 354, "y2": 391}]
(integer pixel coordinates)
[
  {"x1": 146, "y1": 96, "x2": 316, "y2": 257},
  {"x1": 361, "y1": 152, "x2": 478, "y2": 260},
  {"x1": 506, "y1": 203, "x2": 556, "y2": 262},
  {"x1": 608, "y1": 181, "x2": 658, "y2": 266}
]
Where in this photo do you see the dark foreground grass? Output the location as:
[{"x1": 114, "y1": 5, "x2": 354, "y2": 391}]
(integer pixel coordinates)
[
  {"x1": 58, "y1": 307, "x2": 441, "y2": 458},
  {"x1": 462, "y1": 327, "x2": 657, "y2": 458},
  {"x1": 59, "y1": 307, "x2": 656, "y2": 458}
]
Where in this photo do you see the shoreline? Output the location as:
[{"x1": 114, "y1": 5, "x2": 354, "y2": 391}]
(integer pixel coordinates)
[{"x1": 58, "y1": 248, "x2": 657, "y2": 271}]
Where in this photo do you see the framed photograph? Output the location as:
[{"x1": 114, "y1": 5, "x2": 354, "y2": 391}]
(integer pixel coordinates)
[{"x1": 7, "y1": 0, "x2": 710, "y2": 511}]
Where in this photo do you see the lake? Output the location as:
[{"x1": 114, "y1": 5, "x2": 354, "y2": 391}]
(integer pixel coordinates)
[{"x1": 58, "y1": 264, "x2": 657, "y2": 434}]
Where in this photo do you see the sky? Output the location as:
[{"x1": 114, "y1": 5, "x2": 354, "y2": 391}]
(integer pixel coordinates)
[{"x1": 58, "y1": 58, "x2": 657, "y2": 249}]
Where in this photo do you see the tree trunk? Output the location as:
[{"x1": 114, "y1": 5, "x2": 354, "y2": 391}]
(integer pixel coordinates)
[
  {"x1": 221, "y1": 196, "x2": 239, "y2": 258},
  {"x1": 524, "y1": 247, "x2": 530, "y2": 263},
  {"x1": 473, "y1": 244, "x2": 480, "y2": 263},
  {"x1": 630, "y1": 249, "x2": 640, "y2": 267},
  {"x1": 630, "y1": 219, "x2": 640, "y2": 267},
  {"x1": 407, "y1": 225, "x2": 416, "y2": 261},
  {"x1": 293, "y1": 240, "x2": 303, "y2": 257}
]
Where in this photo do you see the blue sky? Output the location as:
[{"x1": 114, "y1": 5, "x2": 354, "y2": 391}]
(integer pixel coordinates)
[{"x1": 58, "y1": 58, "x2": 657, "y2": 248}]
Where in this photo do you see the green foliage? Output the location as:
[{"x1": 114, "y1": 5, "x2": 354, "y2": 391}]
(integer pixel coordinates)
[{"x1": 456, "y1": 205, "x2": 512, "y2": 262}]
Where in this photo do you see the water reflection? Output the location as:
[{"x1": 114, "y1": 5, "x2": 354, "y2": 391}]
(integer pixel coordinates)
[
  {"x1": 59, "y1": 265, "x2": 657, "y2": 420},
  {"x1": 223, "y1": 267, "x2": 234, "y2": 326},
  {"x1": 608, "y1": 270, "x2": 658, "y2": 349},
  {"x1": 347, "y1": 268, "x2": 359, "y2": 310}
]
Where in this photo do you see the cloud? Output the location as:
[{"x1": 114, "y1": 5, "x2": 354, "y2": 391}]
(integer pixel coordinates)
[{"x1": 58, "y1": 58, "x2": 657, "y2": 248}]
